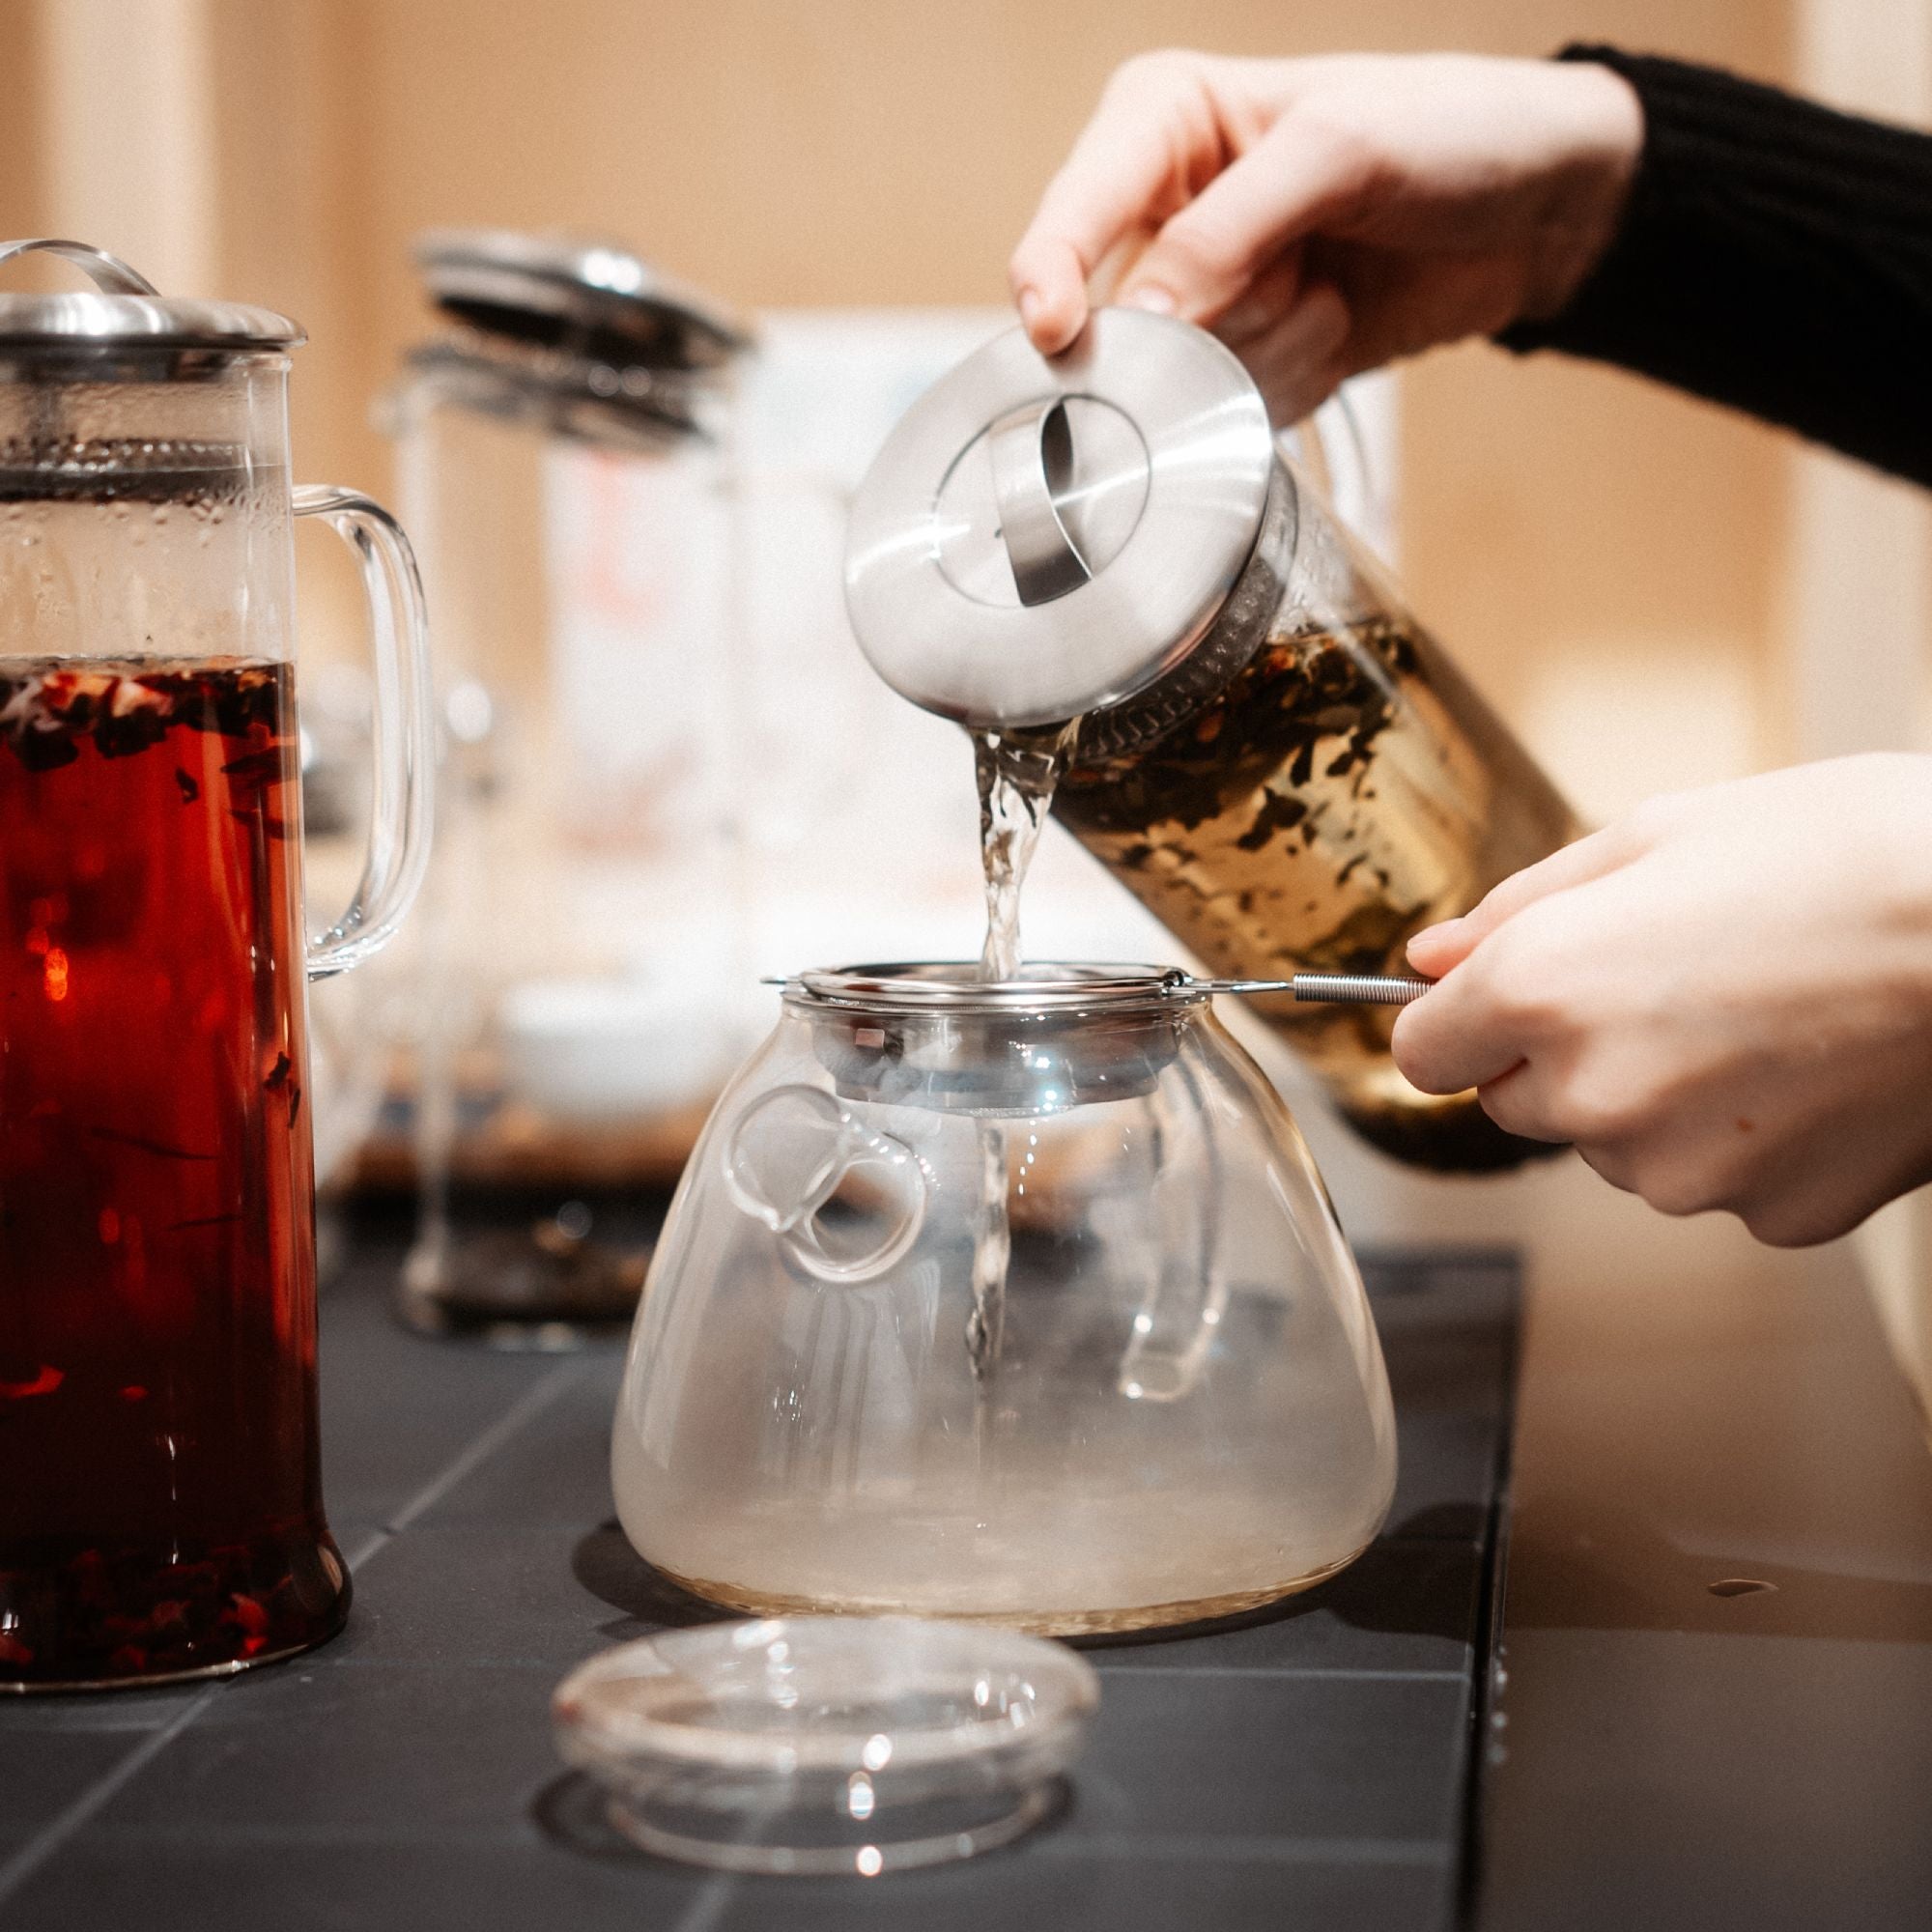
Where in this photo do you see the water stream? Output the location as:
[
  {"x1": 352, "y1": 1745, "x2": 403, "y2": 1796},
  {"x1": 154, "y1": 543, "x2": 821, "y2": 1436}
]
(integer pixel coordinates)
[{"x1": 965, "y1": 723, "x2": 1079, "y2": 1380}]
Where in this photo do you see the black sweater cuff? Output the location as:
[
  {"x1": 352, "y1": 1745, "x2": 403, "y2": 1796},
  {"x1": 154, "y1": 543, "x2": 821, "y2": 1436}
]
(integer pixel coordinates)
[{"x1": 1500, "y1": 45, "x2": 1932, "y2": 486}]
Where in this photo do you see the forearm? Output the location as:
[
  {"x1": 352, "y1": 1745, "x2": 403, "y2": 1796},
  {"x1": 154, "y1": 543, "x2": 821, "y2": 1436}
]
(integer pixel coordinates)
[{"x1": 1501, "y1": 46, "x2": 1932, "y2": 486}]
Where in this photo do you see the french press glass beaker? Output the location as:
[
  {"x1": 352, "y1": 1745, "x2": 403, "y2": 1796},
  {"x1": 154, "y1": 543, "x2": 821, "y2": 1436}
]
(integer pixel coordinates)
[
  {"x1": 386, "y1": 230, "x2": 753, "y2": 1345},
  {"x1": 844, "y1": 311, "x2": 1583, "y2": 1171},
  {"x1": 0, "y1": 239, "x2": 433, "y2": 1690}
]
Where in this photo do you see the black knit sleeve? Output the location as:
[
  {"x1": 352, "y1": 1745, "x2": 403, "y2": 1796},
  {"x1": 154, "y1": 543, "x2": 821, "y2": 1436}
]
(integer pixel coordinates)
[{"x1": 1499, "y1": 45, "x2": 1932, "y2": 487}]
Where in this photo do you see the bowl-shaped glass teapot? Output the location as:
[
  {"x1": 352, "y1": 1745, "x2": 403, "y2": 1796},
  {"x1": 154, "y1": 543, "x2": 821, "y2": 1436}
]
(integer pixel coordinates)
[{"x1": 612, "y1": 964, "x2": 1395, "y2": 1636}]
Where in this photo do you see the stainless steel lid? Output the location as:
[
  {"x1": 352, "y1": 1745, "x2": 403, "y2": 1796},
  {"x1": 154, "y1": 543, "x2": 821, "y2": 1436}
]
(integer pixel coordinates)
[
  {"x1": 842, "y1": 309, "x2": 1275, "y2": 729},
  {"x1": 415, "y1": 229, "x2": 751, "y2": 371},
  {"x1": 0, "y1": 240, "x2": 302, "y2": 353}
]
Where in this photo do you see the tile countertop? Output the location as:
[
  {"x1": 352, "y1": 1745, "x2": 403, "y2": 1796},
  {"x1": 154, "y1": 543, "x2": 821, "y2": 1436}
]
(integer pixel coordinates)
[
  {"x1": 1467, "y1": 1174, "x2": 1932, "y2": 1932},
  {"x1": 1294, "y1": 1106, "x2": 1932, "y2": 1932},
  {"x1": 0, "y1": 1229, "x2": 1519, "y2": 1932}
]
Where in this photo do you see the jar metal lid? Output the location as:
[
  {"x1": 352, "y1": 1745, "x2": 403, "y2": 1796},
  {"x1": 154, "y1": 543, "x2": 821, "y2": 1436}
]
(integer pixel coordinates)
[
  {"x1": 0, "y1": 240, "x2": 302, "y2": 355},
  {"x1": 414, "y1": 228, "x2": 752, "y2": 372},
  {"x1": 842, "y1": 309, "x2": 1275, "y2": 729}
]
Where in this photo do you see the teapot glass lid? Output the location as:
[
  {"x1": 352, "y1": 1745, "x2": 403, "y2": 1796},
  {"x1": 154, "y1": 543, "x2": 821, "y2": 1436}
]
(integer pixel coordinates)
[{"x1": 553, "y1": 1615, "x2": 1098, "y2": 1874}]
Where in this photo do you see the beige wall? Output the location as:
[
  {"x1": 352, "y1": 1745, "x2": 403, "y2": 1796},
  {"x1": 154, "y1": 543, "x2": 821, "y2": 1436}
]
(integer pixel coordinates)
[
  {"x1": 16, "y1": 0, "x2": 1932, "y2": 1398},
  {"x1": 0, "y1": 0, "x2": 42, "y2": 241},
  {"x1": 0, "y1": 0, "x2": 1797, "y2": 786},
  {"x1": 288, "y1": 3, "x2": 1795, "y2": 797}
]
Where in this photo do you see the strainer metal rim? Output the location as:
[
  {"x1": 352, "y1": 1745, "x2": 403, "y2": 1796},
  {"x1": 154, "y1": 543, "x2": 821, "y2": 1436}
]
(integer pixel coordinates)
[{"x1": 775, "y1": 962, "x2": 1272, "y2": 1016}]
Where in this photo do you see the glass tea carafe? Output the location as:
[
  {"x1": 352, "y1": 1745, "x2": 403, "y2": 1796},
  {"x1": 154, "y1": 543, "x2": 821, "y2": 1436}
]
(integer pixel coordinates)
[
  {"x1": 386, "y1": 230, "x2": 753, "y2": 1346},
  {"x1": 844, "y1": 311, "x2": 1583, "y2": 1170},
  {"x1": 0, "y1": 241, "x2": 433, "y2": 1690},
  {"x1": 612, "y1": 965, "x2": 1396, "y2": 1635}
]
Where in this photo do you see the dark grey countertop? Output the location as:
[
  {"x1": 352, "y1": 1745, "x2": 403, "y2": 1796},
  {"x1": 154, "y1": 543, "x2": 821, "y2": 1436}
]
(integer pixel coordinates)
[
  {"x1": 1476, "y1": 1231, "x2": 1932, "y2": 1932},
  {"x1": 0, "y1": 1235, "x2": 1517, "y2": 1932}
]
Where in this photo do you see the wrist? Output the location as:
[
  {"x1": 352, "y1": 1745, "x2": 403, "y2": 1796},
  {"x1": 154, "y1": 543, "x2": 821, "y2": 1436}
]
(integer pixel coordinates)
[{"x1": 1520, "y1": 60, "x2": 1644, "y2": 321}]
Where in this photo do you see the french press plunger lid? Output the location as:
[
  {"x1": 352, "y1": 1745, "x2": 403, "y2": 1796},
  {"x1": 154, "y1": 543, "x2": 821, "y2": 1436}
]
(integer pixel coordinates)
[
  {"x1": 415, "y1": 229, "x2": 751, "y2": 371},
  {"x1": 842, "y1": 308, "x2": 1278, "y2": 729},
  {"x1": 408, "y1": 229, "x2": 753, "y2": 449},
  {"x1": 0, "y1": 237, "x2": 301, "y2": 359}
]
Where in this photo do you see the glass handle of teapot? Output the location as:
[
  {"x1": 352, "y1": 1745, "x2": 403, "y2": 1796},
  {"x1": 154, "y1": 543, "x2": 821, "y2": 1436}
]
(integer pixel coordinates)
[
  {"x1": 723, "y1": 1086, "x2": 929, "y2": 1286},
  {"x1": 295, "y1": 486, "x2": 437, "y2": 981}
]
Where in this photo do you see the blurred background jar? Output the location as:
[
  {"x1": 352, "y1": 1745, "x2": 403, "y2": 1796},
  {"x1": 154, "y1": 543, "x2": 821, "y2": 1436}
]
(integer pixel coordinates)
[{"x1": 378, "y1": 230, "x2": 753, "y2": 1346}]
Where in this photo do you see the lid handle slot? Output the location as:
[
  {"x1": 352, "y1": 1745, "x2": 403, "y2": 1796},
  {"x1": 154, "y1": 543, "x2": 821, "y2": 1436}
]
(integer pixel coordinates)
[{"x1": 988, "y1": 398, "x2": 1092, "y2": 607}]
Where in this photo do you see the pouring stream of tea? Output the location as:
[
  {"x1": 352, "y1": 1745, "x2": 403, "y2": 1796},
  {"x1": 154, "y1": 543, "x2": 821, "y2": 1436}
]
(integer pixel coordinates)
[{"x1": 967, "y1": 723, "x2": 1080, "y2": 1380}]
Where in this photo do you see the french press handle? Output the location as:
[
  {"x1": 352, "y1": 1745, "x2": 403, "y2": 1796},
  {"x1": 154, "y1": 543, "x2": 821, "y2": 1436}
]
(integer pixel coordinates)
[{"x1": 297, "y1": 488, "x2": 436, "y2": 981}]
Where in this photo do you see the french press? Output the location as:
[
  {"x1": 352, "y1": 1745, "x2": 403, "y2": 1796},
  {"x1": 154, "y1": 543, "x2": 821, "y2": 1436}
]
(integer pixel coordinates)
[{"x1": 0, "y1": 240, "x2": 433, "y2": 1689}]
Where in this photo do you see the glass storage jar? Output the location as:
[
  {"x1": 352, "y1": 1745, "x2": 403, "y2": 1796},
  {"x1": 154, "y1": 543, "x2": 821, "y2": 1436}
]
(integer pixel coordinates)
[
  {"x1": 384, "y1": 230, "x2": 753, "y2": 1343},
  {"x1": 843, "y1": 310, "x2": 1584, "y2": 1171},
  {"x1": 611, "y1": 964, "x2": 1396, "y2": 1636}
]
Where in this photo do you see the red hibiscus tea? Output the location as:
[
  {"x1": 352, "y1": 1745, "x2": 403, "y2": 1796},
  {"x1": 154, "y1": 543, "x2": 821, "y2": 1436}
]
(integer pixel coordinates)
[{"x1": 0, "y1": 656, "x2": 349, "y2": 1689}]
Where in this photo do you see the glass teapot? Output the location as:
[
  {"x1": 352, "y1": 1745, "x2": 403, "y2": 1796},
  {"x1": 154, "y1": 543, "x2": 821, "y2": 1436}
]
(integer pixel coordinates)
[
  {"x1": 612, "y1": 964, "x2": 1396, "y2": 1636},
  {"x1": 0, "y1": 240, "x2": 433, "y2": 1690},
  {"x1": 844, "y1": 310, "x2": 1583, "y2": 1171}
]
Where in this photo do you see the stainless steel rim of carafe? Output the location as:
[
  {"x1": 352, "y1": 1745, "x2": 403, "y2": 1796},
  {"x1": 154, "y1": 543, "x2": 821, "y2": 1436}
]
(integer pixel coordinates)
[
  {"x1": 0, "y1": 239, "x2": 300, "y2": 353},
  {"x1": 0, "y1": 300, "x2": 301, "y2": 355},
  {"x1": 1066, "y1": 457, "x2": 1296, "y2": 763},
  {"x1": 0, "y1": 237, "x2": 303, "y2": 378},
  {"x1": 398, "y1": 336, "x2": 714, "y2": 447}
]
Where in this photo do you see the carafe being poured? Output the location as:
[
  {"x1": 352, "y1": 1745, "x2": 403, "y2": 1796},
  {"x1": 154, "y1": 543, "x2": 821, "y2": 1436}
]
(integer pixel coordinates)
[{"x1": 843, "y1": 310, "x2": 1581, "y2": 1171}]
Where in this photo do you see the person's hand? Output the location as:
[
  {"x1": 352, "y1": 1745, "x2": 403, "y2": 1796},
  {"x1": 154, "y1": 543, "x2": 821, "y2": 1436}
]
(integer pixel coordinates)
[
  {"x1": 1009, "y1": 50, "x2": 1642, "y2": 419},
  {"x1": 1392, "y1": 756, "x2": 1932, "y2": 1246}
]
